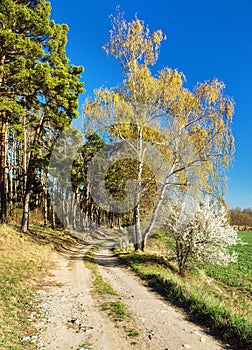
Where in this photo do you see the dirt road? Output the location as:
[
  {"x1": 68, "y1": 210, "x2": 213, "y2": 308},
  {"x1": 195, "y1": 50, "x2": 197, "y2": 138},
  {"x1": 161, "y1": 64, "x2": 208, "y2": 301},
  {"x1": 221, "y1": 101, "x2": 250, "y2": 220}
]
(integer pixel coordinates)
[{"x1": 35, "y1": 244, "x2": 226, "y2": 350}]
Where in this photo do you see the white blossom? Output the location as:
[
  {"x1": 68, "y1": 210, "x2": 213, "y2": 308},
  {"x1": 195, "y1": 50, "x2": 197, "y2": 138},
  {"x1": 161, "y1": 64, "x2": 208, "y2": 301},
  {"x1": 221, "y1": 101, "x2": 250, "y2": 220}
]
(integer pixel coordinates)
[{"x1": 165, "y1": 199, "x2": 242, "y2": 275}]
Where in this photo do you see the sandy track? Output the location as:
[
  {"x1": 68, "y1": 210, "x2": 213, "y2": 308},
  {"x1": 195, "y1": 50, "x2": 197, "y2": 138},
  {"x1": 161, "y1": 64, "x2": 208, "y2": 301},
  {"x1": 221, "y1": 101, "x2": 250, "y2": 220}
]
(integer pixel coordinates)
[
  {"x1": 35, "y1": 244, "x2": 226, "y2": 350},
  {"x1": 94, "y1": 247, "x2": 226, "y2": 350},
  {"x1": 35, "y1": 246, "x2": 134, "y2": 350}
]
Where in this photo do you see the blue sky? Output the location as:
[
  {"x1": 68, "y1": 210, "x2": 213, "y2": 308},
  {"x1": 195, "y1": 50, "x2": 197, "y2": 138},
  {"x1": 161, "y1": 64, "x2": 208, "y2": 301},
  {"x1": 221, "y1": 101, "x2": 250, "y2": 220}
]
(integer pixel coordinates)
[{"x1": 50, "y1": 0, "x2": 252, "y2": 209}]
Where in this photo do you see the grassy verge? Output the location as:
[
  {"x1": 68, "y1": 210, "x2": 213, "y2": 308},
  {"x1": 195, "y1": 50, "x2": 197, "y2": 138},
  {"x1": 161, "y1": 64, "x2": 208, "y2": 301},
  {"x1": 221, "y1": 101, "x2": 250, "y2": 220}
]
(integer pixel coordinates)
[
  {"x1": 0, "y1": 224, "x2": 52, "y2": 349},
  {"x1": 116, "y1": 232, "x2": 252, "y2": 350},
  {"x1": 84, "y1": 247, "x2": 140, "y2": 339}
]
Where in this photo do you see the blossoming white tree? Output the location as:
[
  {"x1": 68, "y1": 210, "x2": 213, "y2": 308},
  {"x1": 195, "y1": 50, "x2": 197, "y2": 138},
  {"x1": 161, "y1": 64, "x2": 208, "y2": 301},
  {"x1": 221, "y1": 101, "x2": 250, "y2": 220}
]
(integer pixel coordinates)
[{"x1": 164, "y1": 199, "x2": 240, "y2": 275}]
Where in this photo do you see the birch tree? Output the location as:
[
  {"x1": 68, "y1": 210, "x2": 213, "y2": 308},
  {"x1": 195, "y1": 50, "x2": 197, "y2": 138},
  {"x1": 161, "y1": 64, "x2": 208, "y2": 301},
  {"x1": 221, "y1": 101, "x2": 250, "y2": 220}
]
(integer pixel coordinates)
[{"x1": 84, "y1": 11, "x2": 235, "y2": 250}]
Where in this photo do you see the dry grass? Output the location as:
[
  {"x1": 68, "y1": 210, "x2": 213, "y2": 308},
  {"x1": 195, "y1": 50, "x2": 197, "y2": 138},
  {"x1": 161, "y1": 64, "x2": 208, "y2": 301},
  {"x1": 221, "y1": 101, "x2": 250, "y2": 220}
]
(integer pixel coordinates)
[{"x1": 0, "y1": 224, "x2": 52, "y2": 349}]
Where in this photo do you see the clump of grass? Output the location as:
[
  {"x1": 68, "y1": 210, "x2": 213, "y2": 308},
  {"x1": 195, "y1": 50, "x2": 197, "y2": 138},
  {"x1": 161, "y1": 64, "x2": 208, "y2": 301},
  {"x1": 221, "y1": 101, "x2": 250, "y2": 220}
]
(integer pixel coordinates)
[
  {"x1": 94, "y1": 275, "x2": 118, "y2": 296},
  {"x1": 126, "y1": 328, "x2": 140, "y2": 337},
  {"x1": 0, "y1": 224, "x2": 51, "y2": 349},
  {"x1": 84, "y1": 247, "x2": 99, "y2": 273},
  {"x1": 80, "y1": 342, "x2": 94, "y2": 349},
  {"x1": 101, "y1": 301, "x2": 127, "y2": 321}
]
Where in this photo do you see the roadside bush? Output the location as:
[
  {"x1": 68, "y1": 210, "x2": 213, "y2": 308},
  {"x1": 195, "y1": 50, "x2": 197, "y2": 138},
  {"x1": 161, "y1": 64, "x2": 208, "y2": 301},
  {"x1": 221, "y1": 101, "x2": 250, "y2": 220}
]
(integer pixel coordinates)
[{"x1": 164, "y1": 199, "x2": 241, "y2": 275}]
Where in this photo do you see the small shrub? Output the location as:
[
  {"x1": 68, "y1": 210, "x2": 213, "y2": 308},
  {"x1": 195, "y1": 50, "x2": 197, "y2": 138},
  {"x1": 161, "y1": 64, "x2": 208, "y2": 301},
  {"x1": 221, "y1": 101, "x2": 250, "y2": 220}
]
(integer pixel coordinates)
[{"x1": 164, "y1": 199, "x2": 241, "y2": 275}]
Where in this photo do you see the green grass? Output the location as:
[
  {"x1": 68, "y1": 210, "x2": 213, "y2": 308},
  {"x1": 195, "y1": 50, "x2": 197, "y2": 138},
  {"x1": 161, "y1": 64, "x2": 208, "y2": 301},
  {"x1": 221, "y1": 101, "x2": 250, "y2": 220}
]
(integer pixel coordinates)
[
  {"x1": 101, "y1": 301, "x2": 127, "y2": 321},
  {"x1": 116, "y1": 231, "x2": 252, "y2": 349},
  {"x1": 80, "y1": 342, "x2": 94, "y2": 349},
  {"x1": 203, "y1": 232, "x2": 252, "y2": 292},
  {"x1": 126, "y1": 328, "x2": 141, "y2": 337}
]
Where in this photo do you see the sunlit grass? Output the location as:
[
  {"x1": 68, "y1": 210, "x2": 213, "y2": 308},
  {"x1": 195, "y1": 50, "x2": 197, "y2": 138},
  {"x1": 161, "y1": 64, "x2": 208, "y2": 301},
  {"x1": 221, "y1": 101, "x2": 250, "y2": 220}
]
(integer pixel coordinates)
[
  {"x1": 101, "y1": 301, "x2": 127, "y2": 321},
  {"x1": 0, "y1": 224, "x2": 51, "y2": 349},
  {"x1": 203, "y1": 232, "x2": 252, "y2": 292}
]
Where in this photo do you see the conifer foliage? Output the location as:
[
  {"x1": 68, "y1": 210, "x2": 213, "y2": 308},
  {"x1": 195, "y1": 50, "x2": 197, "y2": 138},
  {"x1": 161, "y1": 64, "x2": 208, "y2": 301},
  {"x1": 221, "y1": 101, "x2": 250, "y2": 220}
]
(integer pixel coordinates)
[{"x1": 0, "y1": 0, "x2": 84, "y2": 227}]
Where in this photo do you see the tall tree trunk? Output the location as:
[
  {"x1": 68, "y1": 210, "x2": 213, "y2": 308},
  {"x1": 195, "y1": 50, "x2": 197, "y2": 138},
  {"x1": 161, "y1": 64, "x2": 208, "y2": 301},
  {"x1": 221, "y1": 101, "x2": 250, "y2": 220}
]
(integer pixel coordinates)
[
  {"x1": 21, "y1": 165, "x2": 35, "y2": 232},
  {"x1": 21, "y1": 117, "x2": 44, "y2": 232},
  {"x1": 43, "y1": 171, "x2": 48, "y2": 227},
  {"x1": 7, "y1": 157, "x2": 13, "y2": 216},
  {"x1": 51, "y1": 177, "x2": 56, "y2": 229},
  {"x1": 0, "y1": 111, "x2": 7, "y2": 223},
  {"x1": 71, "y1": 192, "x2": 76, "y2": 229},
  {"x1": 64, "y1": 189, "x2": 70, "y2": 228},
  {"x1": 142, "y1": 163, "x2": 176, "y2": 250},
  {"x1": 134, "y1": 126, "x2": 143, "y2": 251},
  {"x1": 134, "y1": 203, "x2": 142, "y2": 251},
  {"x1": 23, "y1": 115, "x2": 28, "y2": 196},
  {"x1": 12, "y1": 136, "x2": 18, "y2": 206}
]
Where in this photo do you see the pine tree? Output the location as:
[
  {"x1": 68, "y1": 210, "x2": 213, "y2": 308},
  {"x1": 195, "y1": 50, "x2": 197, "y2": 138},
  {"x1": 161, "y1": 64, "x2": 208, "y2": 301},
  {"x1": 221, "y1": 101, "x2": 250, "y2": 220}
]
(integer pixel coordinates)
[{"x1": 0, "y1": 0, "x2": 84, "y2": 226}]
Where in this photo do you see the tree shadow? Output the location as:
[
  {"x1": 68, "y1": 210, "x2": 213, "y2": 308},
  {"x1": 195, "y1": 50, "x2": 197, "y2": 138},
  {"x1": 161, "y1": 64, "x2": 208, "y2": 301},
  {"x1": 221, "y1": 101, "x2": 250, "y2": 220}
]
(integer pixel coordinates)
[
  {"x1": 94, "y1": 251, "x2": 123, "y2": 268},
  {"x1": 12, "y1": 224, "x2": 89, "y2": 257},
  {"x1": 117, "y1": 251, "x2": 177, "y2": 272}
]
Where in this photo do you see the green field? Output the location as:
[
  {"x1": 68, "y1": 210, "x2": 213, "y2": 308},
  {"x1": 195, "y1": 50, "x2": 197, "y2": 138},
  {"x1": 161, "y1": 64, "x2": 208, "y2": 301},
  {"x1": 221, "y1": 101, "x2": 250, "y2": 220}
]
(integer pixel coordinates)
[
  {"x1": 117, "y1": 231, "x2": 252, "y2": 349},
  {"x1": 203, "y1": 232, "x2": 252, "y2": 292}
]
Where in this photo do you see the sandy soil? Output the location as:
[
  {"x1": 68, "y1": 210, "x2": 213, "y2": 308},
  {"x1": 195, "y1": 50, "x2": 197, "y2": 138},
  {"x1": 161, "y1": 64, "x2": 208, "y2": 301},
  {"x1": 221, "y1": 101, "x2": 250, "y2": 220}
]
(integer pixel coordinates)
[
  {"x1": 95, "y1": 246, "x2": 226, "y2": 350},
  {"x1": 35, "y1": 243, "x2": 227, "y2": 350},
  {"x1": 35, "y1": 246, "x2": 133, "y2": 350}
]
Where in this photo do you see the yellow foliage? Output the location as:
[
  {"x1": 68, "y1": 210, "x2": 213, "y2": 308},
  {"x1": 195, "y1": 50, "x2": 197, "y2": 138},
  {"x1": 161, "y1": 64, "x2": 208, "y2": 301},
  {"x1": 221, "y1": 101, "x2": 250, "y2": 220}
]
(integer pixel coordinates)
[{"x1": 83, "y1": 11, "x2": 235, "y2": 201}]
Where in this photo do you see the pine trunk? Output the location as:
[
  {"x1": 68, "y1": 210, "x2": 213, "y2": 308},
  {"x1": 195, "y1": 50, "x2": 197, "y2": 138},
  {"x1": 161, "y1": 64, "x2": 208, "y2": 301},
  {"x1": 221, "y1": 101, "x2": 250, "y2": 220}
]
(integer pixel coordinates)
[
  {"x1": 51, "y1": 177, "x2": 56, "y2": 229},
  {"x1": 0, "y1": 111, "x2": 7, "y2": 223},
  {"x1": 21, "y1": 167, "x2": 34, "y2": 232},
  {"x1": 44, "y1": 187, "x2": 48, "y2": 227},
  {"x1": 7, "y1": 158, "x2": 13, "y2": 216},
  {"x1": 21, "y1": 190, "x2": 30, "y2": 232},
  {"x1": 21, "y1": 118, "x2": 44, "y2": 232}
]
